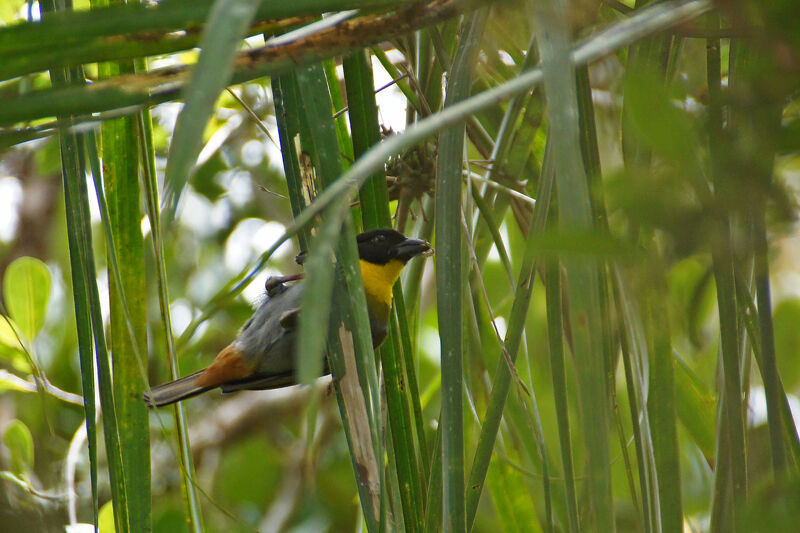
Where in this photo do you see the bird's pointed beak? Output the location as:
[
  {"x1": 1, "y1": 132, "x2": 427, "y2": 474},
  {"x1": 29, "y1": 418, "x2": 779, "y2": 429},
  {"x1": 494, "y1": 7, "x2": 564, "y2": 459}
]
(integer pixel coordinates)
[{"x1": 392, "y1": 238, "x2": 434, "y2": 263}]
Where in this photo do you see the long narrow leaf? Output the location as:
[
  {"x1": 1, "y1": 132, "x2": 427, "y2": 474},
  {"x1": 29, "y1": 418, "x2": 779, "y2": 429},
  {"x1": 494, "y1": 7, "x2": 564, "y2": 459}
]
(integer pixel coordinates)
[
  {"x1": 436, "y1": 10, "x2": 488, "y2": 533},
  {"x1": 290, "y1": 62, "x2": 386, "y2": 531},
  {"x1": 138, "y1": 112, "x2": 204, "y2": 532},
  {"x1": 729, "y1": 39, "x2": 788, "y2": 475},
  {"x1": 533, "y1": 0, "x2": 613, "y2": 528},
  {"x1": 545, "y1": 257, "x2": 579, "y2": 533},
  {"x1": 706, "y1": 12, "x2": 748, "y2": 516},
  {"x1": 343, "y1": 48, "x2": 426, "y2": 531},
  {"x1": 164, "y1": 0, "x2": 261, "y2": 211},
  {"x1": 647, "y1": 297, "x2": 683, "y2": 530},
  {"x1": 41, "y1": 1, "x2": 128, "y2": 529},
  {"x1": 95, "y1": 37, "x2": 151, "y2": 529}
]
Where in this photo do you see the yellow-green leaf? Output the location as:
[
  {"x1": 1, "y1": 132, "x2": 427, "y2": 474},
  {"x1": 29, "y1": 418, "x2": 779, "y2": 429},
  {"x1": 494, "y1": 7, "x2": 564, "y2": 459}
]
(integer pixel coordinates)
[
  {"x1": 3, "y1": 419, "x2": 34, "y2": 478},
  {"x1": 98, "y1": 500, "x2": 116, "y2": 533},
  {"x1": 3, "y1": 257, "x2": 51, "y2": 341},
  {"x1": 0, "y1": 317, "x2": 25, "y2": 351}
]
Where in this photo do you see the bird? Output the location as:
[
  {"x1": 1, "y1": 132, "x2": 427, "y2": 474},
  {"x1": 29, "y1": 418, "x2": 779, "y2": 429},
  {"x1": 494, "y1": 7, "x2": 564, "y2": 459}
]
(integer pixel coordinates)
[{"x1": 143, "y1": 228, "x2": 433, "y2": 407}]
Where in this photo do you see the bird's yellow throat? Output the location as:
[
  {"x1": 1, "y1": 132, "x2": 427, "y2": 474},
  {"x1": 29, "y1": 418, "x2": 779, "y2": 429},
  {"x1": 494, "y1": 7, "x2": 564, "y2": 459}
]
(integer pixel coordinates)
[{"x1": 359, "y1": 258, "x2": 405, "y2": 307}]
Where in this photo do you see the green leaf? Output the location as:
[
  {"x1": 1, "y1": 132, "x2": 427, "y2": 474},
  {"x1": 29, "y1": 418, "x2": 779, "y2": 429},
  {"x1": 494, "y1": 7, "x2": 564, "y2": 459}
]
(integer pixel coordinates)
[
  {"x1": 3, "y1": 419, "x2": 34, "y2": 478},
  {"x1": 534, "y1": 0, "x2": 613, "y2": 528},
  {"x1": 98, "y1": 86, "x2": 151, "y2": 531},
  {"x1": 623, "y1": 69, "x2": 700, "y2": 175},
  {"x1": 437, "y1": 11, "x2": 488, "y2": 533},
  {"x1": 3, "y1": 257, "x2": 51, "y2": 341},
  {"x1": 674, "y1": 356, "x2": 716, "y2": 462},
  {"x1": 0, "y1": 317, "x2": 26, "y2": 352},
  {"x1": 773, "y1": 298, "x2": 800, "y2": 390},
  {"x1": 741, "y1": 477, "x2": 800, "y2": 532},
  {"x1": 486, "y1": 459, "x2": 542, "y2": 533},
  {"x1": 98, "y1": 500, "x2": 116, "y2": 533}
]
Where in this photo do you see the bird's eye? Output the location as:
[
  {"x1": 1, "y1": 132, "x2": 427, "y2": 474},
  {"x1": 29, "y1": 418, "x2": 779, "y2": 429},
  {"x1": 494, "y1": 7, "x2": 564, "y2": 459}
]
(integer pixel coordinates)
[{"x1": 373, "y1": 234, "x2": 385, "y2": 243}]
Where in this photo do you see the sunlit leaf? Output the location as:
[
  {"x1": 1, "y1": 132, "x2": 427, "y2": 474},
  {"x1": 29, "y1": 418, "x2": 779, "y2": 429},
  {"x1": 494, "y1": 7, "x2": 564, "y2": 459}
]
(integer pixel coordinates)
[
  {"x1": 0, "y1": 317, "x2": 26, "y2": 353},
  {"x1": 98, "y1": 500, "x2": 116, "y2": 533},
  {"x1": 3, "y1": 257, "x2": 51, "y2": 342}
]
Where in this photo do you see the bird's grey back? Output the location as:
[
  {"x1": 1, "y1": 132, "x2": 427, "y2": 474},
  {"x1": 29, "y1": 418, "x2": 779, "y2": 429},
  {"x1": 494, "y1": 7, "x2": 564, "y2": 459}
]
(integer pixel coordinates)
[{"x1": 233, "y1": 281, "x2": 303, "y2": 375}]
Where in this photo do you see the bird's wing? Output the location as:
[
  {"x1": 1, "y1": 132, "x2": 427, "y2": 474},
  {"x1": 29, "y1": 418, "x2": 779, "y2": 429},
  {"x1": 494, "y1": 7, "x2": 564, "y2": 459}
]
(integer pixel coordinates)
[
  {"x1": 278, "y1": 308, "x2": 300, "y2": 329},
  {"x1": 219, "y1": 370, "x2": 297, "y2": 392},
  {"x1": 192, "y1": 281, "x2": 304, "y2": 392},
  {"x1": 232, "y1": 282, "x2": 304, "y2": 377}
]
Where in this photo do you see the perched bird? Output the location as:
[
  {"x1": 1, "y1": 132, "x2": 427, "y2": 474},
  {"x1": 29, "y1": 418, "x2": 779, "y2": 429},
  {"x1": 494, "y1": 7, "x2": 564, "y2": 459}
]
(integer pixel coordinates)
[{"x1": 143, "y1": 228, "x2": 433, "y2": 407}]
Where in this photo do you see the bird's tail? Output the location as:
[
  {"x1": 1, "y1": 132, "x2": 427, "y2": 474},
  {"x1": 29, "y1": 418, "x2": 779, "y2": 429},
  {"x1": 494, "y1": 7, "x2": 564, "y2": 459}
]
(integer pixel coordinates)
[{"x1": 143, "y1": 370, "x2": 213, "y2": 408}]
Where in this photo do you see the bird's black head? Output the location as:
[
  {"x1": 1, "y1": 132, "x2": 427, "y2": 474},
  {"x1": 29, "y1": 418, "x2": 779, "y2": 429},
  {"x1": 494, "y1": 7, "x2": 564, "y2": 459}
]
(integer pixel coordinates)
[{"x1": 356, "y1": 228, "x2": 433, "y2": 265}]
